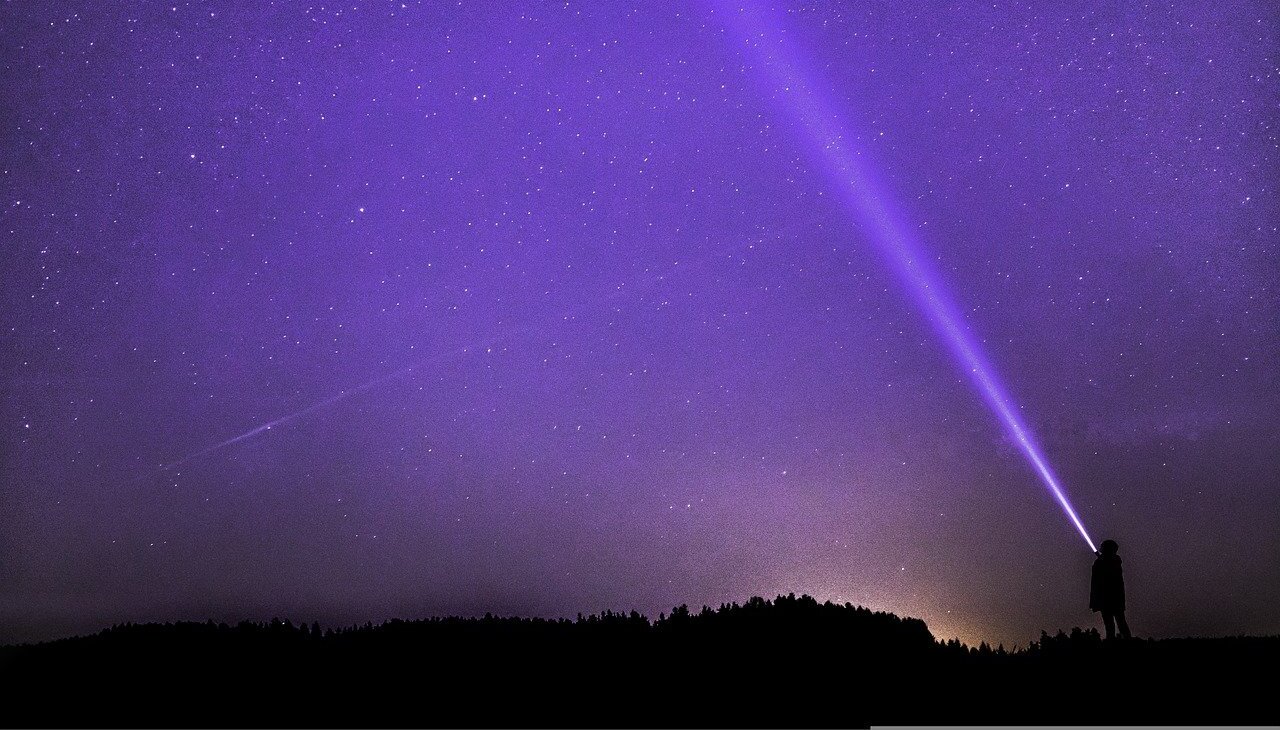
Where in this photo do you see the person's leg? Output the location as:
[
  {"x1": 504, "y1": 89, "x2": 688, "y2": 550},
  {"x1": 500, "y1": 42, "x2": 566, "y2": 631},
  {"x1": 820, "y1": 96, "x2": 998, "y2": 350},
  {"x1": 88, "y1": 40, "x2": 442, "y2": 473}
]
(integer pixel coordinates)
[
  {"x1": 1102, "y1": 612, "x2": 1116, "y2": 640},
  {"x1": 1115, "y1": 611, "x2": 1131, "y2": 639}
]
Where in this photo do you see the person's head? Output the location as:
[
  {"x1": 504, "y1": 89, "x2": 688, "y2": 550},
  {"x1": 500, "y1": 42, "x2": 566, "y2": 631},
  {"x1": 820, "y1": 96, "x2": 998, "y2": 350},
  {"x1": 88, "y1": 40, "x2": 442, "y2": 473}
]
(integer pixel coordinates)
[{"x1": 1099, "y1": 539, "x2": 1119, "y2": 557}]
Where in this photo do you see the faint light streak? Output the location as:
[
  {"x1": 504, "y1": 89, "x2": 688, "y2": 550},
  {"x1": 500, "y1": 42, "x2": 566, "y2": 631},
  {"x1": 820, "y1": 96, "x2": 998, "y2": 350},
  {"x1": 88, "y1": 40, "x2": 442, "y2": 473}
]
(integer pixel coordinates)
[{"x1": 139, "y1": 340, "x2": 493, "y2": 478}]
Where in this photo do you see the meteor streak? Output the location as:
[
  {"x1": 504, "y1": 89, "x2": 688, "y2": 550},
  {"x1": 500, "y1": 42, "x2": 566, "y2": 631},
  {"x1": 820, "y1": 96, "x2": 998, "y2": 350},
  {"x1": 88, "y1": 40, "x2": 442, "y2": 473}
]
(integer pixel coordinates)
[
  {"x1": 135, "y1": 244, "x2": 754, "y2": 480},
  {"x1": 718, "y1": 4, "x2": 1096, "y2": 551},
  {"x1": 143, "y1": 341, "x2": 490, "y2": 476}
]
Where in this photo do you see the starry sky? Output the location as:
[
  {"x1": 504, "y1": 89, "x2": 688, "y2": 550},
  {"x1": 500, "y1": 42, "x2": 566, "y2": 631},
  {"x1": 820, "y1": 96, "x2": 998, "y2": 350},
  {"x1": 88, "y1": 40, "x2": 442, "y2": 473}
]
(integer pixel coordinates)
[{"x1": 2, "y1": 1, "x2": 1277, "y2": 648}]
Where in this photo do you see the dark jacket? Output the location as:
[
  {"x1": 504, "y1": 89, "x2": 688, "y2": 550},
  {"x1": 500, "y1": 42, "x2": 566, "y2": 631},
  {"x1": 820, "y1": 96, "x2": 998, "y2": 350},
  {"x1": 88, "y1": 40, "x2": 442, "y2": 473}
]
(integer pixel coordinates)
[{"x1": 1090, "y1": 554, "x2": 1125, "y2": 613}]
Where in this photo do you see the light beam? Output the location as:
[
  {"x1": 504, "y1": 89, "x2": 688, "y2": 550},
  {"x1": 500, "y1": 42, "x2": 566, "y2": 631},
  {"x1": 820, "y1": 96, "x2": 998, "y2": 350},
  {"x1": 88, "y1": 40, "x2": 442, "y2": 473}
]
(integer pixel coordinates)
[{"x1": 718, "y1": 4, "x2": 1097, "y2": 551}]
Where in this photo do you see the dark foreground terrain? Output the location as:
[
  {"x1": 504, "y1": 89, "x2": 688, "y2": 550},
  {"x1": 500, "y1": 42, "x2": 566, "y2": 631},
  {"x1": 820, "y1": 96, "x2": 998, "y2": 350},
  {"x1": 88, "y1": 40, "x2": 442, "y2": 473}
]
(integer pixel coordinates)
[{"x1": 2, "y1": 593, "x2": 1275, "y2": 727}]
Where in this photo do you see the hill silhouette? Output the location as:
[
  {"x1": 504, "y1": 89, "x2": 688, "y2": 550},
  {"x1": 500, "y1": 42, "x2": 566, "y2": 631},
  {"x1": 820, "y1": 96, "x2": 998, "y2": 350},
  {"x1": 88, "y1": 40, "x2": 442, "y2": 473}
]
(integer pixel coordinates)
[{"x1": 1, "y1": 593, "x2": 1274, "y2": 727}]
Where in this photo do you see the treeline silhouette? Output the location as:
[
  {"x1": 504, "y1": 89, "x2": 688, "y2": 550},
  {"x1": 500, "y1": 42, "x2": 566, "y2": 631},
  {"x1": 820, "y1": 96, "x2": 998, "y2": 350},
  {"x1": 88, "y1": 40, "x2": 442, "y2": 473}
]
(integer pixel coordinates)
[{"x1": 1, "y1": 593, "x2": 1274, "y2": 727}]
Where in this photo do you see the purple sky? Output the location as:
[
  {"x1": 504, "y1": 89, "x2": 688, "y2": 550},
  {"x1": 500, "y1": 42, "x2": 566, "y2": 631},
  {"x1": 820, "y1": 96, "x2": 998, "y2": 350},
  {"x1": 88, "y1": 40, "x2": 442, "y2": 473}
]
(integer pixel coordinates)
[{"x1": 2, "y1": 1, "x2": 1277, "y2": 647}]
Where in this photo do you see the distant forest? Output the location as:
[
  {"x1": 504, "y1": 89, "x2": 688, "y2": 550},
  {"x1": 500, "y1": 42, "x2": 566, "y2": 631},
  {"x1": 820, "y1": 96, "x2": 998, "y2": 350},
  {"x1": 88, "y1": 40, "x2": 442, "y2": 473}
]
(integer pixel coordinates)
[{"x1": 2, "y1": 593, "x2": 1275, "y2": 727}]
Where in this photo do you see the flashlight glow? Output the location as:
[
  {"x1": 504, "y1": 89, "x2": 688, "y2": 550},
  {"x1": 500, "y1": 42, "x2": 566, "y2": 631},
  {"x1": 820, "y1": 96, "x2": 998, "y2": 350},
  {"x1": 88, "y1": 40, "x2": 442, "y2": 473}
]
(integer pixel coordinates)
[{"x1": 719, "y1": 4, "x2": 1097, "y2": 552}]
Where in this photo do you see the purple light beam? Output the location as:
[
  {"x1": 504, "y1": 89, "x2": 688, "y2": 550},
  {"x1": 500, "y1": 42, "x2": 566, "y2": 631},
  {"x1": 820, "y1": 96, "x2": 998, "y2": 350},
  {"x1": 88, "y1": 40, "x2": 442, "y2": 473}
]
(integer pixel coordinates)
[{"x1": 718, "y1": 4, "x2": 1097, "y2": 552}]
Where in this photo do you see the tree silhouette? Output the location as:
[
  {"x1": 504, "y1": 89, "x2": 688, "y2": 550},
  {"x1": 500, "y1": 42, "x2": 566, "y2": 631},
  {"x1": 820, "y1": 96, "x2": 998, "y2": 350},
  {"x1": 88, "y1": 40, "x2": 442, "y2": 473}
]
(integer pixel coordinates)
[{"x1": 0, "y1": 594, "x2": 1273, "y2": 727}]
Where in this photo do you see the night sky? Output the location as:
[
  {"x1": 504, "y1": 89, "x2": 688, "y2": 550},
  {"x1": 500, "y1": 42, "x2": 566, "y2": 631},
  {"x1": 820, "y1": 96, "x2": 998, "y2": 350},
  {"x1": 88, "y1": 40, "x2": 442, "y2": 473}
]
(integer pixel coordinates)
[{"x1": 3, "y1": 1, "x2": 1277, "y2": 648}]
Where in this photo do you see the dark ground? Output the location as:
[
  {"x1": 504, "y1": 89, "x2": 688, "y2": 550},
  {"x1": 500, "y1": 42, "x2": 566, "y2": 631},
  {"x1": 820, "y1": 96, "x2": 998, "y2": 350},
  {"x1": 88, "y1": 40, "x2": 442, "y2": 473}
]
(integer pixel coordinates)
[{"x1": 2, "y1": 594, "x2": 1275, "y2": 727}]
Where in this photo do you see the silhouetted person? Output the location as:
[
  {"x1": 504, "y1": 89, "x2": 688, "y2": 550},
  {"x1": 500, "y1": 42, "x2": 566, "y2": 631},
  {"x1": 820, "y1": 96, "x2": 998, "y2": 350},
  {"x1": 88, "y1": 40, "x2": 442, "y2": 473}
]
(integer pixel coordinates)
[{"x1": 1090, "y1": 539, "x2": 1131, "y2": 639}]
